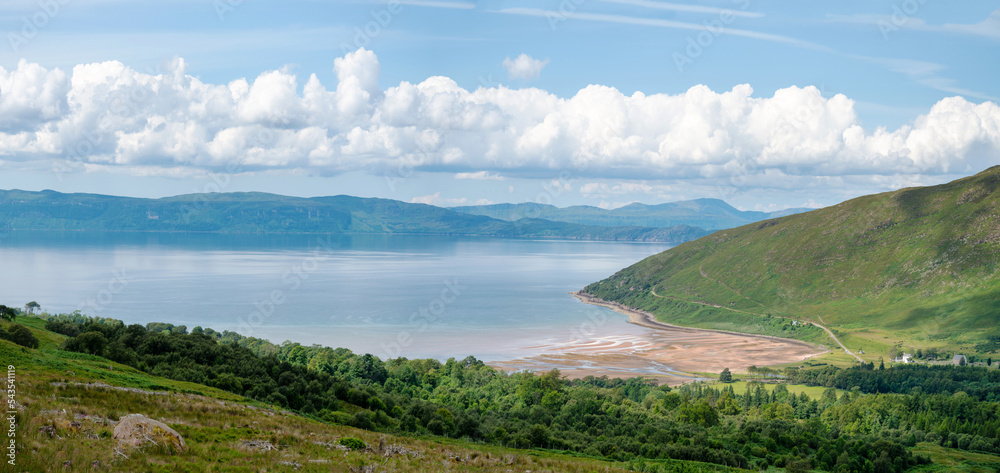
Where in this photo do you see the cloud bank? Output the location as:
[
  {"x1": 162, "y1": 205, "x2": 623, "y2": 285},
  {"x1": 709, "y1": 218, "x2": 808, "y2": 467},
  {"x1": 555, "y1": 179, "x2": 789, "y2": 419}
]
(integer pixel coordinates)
[{"x1": 1, "y1": 49, "x2": 998, "y2": 185}]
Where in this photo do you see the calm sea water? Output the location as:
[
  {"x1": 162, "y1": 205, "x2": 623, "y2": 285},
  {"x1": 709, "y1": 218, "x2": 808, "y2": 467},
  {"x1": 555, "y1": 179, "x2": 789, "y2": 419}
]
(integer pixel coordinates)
[{"x1": 0, "y1": 231, "x2": 671, "y2": 362}]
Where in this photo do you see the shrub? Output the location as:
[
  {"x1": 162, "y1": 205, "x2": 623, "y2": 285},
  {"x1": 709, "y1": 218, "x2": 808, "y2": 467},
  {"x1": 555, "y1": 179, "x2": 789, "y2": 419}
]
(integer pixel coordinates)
[
  {"x1": 0, "y1": 324, "x2": 39, "y2": 349},
  {"x1": 338, "y1": 437, "x2": 366, "y2": 451},
  {"x1": 44, "y1": 320, "x2": 80, "y2": 337},
  {"x1": 64, "y1": 331, "x2": 108, "y2": 355}
]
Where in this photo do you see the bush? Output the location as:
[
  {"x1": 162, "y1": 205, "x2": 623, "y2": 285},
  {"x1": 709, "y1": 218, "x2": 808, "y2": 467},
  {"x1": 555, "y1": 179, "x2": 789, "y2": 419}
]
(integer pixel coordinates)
[
  {"x1": 338, "y1": 437, "x2": 366, "y2": 451},
  {"x1": 44, "y1": 320, "x2": 80, "y2": 337},
  {"x1": 64, "y1": 331, "x2": 108, "y2": 355},
  {"x1": 0, "y1": 324, "x2": 39, "y2": 349}
]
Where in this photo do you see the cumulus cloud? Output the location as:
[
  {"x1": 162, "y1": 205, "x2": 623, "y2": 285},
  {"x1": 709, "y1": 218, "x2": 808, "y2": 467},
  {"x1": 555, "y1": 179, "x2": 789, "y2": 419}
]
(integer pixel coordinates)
[
  {"x1": 502, "y1": 54, "x2": 549, "y2": 80},
  {"x1": 1, "y1": 48, "x2": 999, "y2": 185}
]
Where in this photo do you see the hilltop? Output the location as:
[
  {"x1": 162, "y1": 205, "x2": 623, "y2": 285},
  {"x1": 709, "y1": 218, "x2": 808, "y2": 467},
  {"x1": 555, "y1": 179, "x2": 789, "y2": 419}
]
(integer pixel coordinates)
[
  {"x1": 452, "y1": 199, "x2": 809, "y2": 231},
  {"x1": 0, "y1": 189, "x2": 708, "y2": 243},
  {"x1": 585, "y1": 166, "x2": 1000, "y2": 359}
]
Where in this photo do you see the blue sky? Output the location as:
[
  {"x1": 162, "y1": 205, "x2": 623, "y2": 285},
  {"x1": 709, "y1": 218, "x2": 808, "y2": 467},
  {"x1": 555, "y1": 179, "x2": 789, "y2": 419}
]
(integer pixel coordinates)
[{"x1": 0, "y1": 0, "x2": 998, "y2": 210}]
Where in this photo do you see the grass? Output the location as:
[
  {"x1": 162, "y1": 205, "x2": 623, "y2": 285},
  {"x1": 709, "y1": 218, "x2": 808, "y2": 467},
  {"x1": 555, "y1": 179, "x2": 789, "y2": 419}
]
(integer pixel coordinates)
[
  {"x1": 1, "y1": 332, "x2": 746, "y2": 472},
  {"x1": 908, "y1": 442, "x2": 1000, "y2": 472},
  {"x1": 703, "y1": 381, "x2": 846, "y2": 400},
  {"x1": 586, "y1": 166, "x2": 1000, "y2": 361}
]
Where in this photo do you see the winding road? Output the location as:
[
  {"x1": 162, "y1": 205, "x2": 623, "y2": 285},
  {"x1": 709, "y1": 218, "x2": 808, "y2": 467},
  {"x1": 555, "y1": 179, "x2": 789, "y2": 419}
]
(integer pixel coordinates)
[{"x1": 648, "y1": 286, "x2": 863, "y2": 363}]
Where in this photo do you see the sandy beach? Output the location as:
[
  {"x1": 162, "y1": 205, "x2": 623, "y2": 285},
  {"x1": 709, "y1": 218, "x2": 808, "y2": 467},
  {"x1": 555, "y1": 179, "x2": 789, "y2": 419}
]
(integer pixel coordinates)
[{"x1": 490, "y1": 291, "x2": 827, "y2": 385}]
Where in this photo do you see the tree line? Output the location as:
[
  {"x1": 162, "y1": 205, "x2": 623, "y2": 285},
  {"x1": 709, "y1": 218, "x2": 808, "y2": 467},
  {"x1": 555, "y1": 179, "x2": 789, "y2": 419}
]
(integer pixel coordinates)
[{"x1": 26, "y1": 313, "x2": 1000, "y2": 471}]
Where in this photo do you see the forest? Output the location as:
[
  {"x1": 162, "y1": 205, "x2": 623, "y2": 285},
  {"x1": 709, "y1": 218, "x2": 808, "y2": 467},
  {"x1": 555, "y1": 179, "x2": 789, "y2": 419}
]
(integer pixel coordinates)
[{"x1": 27, "y1": 312, "x2": 1000, "y2": 471}]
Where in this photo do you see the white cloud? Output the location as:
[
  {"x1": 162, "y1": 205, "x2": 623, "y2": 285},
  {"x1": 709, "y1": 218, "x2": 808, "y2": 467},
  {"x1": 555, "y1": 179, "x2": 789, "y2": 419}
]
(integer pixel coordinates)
[
  {"x1": 829, "y1": 9, "x2": 1000, "y2": 41},
  {"x1": 580, "y1": 182, "x2": 673, "y2": 197},
  {"x1": 395, "y1": 0, "x2": 476, "y2": 9},
  {"x1": 598, "y1": 0, "x2": 764, "y2": 18},
  {"x1": 496, "y1": 8, "x2": 833, "y2": 52},
  {"x1": 410, "y1": 192, "x2": 492, "y2": 206},
  {"x1": 502, "y1": 54, "x2": 549, "y2": 80},
  {"x1": 1, "y1": 49, "x2": 999, "y2": 187},
  {"x1": 455, "y1": 171, "x2": 505, "y2": 180},
  {"x1": 597, "y1": 200, "x2": 634, "y2": 210}
]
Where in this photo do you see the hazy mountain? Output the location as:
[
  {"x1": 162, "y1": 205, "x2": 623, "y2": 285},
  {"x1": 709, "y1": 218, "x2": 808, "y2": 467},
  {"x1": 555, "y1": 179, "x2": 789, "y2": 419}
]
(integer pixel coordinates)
[
  {"x1": 0, "y1": 190, "x2": 709, "y2": 243},
  {"x1": 452, "y1": 199, "x2": 810, "y2": 231}
]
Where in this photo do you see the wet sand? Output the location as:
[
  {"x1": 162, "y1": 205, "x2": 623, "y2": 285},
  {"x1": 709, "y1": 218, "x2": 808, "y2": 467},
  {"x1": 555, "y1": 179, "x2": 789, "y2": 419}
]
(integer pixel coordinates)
[{"x1": 489, "y1": 292, "x2": 827, "y2": 386}]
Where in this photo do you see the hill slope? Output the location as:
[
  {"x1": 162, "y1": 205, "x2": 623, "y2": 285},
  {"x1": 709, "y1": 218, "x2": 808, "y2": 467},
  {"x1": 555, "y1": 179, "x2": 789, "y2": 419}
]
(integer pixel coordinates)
[
  {"x1": 585, "y1": 166, "x2": 1000, "y2": 357},
  {"x1": 452, "y1": 199, "x2": 810, "y2": 231},
  {"x1": 0, "y1": 189, "x2": 708, "y2": 243}
]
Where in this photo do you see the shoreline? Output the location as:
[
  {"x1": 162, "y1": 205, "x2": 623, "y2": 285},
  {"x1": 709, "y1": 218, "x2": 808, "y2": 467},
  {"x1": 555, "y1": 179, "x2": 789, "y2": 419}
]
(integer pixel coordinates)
[
  {"x1": 487, "y1": 292, "x2": 828, "y2": 385},
  {"x1": 572, "y1": 290, "x2": 824, "y2": 351}
]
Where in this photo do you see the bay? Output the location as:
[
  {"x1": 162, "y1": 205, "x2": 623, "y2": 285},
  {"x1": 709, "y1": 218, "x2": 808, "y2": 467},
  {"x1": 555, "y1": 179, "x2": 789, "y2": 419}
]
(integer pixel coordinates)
[{"x1": 0, "y1": 231, "x2": 670, "y2": 362}]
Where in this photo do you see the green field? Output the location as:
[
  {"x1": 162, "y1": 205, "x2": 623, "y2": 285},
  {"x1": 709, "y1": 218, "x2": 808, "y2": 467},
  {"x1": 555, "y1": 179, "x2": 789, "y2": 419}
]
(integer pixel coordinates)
[
  {"x1": 908, "y1": 443, "x2": 1000, "y2": 472},
  {"x1": 703, "y1": 381, "x2": 846, "y2": 400}
]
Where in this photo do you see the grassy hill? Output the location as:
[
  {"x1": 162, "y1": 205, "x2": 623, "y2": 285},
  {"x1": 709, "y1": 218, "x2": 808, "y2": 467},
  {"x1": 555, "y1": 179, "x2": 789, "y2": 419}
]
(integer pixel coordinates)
[
  {"x1": 2, "y1": 317, "x2": 746, "y2": 472},
  {"x1": 0, "y1": 189, "x2": 708, "y2": 243},
  {"x1": 451, "y1": 199, "x2": 810, "y2": 231},
  {"x1": 6, "y1": 312, "x2": 1000, "y2": 471},
  {"x1": 585, "y1": 166, "x2": 1000, "y2": 359}
]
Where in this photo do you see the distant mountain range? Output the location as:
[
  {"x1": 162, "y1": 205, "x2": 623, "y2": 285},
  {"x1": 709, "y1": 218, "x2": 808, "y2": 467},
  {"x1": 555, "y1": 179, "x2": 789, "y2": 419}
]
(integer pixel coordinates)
[
  {"x1": 452, "y1": 199, "x2": 810, "y2": 231},
  {"x1": 0, "y1": 190, "x2": 718, "y2": 243},
  {"x1": 585, "y1": 166, "x2": 1000, "y2": 355}
]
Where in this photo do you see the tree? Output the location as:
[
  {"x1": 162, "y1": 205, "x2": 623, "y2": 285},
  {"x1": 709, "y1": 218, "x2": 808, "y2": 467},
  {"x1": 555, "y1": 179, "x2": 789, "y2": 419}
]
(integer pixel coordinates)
[
  {"x1": 878, "y1": 358, "x2": 885, "y2": 370},
  {"x1": 65, "y1": 331, "x2": 108, "y2": 356},
  {"x1": 0, "y1": 305, "x2": 16, "y2": 322},
  {"x1": 24, "y1": 301, "x2": 40, "y2": 315},
  {"x1": 0, "y1": 324, "x2": 39, "y2": 349},
  {"x1": 988, "y1": 357, "x2": 993, "y2": 367},
  {"x1": 719, "y1": 367, "x2": 733, "y2": 383}
]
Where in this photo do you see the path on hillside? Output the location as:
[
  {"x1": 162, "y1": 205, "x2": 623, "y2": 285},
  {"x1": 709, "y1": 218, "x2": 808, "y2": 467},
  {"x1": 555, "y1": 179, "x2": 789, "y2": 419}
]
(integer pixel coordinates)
[{"x1": 649, "y1": 286, "x2": 863, "y2": 363}]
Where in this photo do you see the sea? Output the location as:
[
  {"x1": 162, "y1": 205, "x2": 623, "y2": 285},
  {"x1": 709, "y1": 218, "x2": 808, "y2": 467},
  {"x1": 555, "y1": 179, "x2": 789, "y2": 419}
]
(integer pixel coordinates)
[{"x1": 0, "y1": 231, "x2": 671, "y2": 363}]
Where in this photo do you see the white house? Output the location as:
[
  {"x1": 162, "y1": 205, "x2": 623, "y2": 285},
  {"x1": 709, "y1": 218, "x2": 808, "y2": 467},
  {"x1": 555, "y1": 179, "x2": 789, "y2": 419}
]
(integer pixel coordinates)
[{"x1": 893, "y1": 353, "x2": 913, "y2": 364}]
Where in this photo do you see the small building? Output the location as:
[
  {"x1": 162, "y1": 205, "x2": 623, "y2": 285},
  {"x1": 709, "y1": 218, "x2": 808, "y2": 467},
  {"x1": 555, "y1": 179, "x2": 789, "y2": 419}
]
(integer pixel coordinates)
[
  {"x1": 893, "y1": 353, "x2": 913, "y2": 364},
  {"x1": 953, "y1": 354, "x2": 968, "y2": 366}
]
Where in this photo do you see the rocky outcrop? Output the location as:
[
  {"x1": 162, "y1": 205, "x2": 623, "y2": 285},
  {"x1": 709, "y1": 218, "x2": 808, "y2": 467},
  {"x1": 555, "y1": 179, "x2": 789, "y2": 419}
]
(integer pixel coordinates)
[{"x1": 113, "y1": 414, "x2": 187, "y2": 453}]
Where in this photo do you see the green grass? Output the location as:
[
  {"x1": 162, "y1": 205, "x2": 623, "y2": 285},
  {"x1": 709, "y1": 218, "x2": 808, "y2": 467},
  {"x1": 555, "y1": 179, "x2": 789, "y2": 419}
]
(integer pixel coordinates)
[
  {"x1": 5, "y1": 316, "x2": 68, "y2": 350},
  {"x1": 586, "y1": 166, "x2": 1000, "y2": 361},
  {"x1": 1, "y1": 333, "x2": 740, "y2": 472},
  {"x1": 704, "y1": 381, "x2": 846, "y2": 400},
  {"x1": 908, "y1": 442, "x2": 1000, "y2": 472}
]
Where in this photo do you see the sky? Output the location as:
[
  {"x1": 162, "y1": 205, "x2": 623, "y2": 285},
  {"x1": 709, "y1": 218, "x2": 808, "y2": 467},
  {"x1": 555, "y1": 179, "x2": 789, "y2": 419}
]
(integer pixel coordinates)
[{"x1": 0, "y1": 0, "x2": 998, "y2": 211}]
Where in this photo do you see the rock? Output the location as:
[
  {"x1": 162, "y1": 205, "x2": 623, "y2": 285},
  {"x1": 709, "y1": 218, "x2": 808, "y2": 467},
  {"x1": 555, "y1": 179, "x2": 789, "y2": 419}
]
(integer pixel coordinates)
[
  {"x1": 239, "y1": 439, "x2": 277, "y2": 452},
  {"x1": 112, "y1": 414, "x2": 186, "y2": 453}
]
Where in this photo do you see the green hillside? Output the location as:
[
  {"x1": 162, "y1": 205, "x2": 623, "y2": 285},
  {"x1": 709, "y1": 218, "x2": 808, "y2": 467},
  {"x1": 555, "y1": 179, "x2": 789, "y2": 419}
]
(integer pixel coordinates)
[
  {"x1": 585, "y1": 166, "x2": 1000, "y2": 358},
  {"x1": 452, "y1": 199, "x2": 810, "y2": 231},
  {"x1": 0, "y1": 189, "x2": 709, "y2": 243},
  {"x1": 10, "y1": 312, "x2": 999, "y2": 472},
  {"x1": 4, "y1": 318, "x2": 743, "y2": 473}
]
